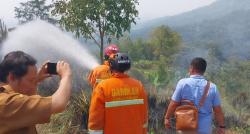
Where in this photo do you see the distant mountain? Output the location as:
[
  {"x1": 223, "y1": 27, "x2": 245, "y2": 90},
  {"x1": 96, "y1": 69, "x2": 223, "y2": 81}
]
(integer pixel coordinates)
[
  {"x1": 133, "y1": 0, "x2": 250, "y2": 32},
  {"x1": 131, "y1": 0, "x2": 250, "y2": 59}
]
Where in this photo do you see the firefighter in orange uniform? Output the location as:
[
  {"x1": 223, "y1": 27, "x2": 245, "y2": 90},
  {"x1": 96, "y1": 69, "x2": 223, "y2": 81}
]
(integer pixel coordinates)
[
  {"x1": 88, "y1": 53, "x2": 148, "y2": 134},
  {"x1": 87, "y1": 44, "x2": 119, "y2": 89}
]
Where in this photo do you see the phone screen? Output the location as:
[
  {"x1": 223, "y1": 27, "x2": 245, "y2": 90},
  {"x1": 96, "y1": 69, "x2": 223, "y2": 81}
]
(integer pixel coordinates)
[{"x1": 47, "y1": 62, "x2": 57, "y2": 75}]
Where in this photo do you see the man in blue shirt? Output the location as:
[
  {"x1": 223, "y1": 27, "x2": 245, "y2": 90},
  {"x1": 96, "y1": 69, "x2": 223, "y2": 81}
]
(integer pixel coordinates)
[{"x1": 165, "y1": 57, "x2": 225, "y2": 134}]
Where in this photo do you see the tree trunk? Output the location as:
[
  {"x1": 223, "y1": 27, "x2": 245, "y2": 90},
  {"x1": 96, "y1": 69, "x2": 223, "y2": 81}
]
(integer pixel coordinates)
[
  {"x1": 100, "y1": 35, "x2": 104, "y2": 64},
  {"x1": 98, "y1": 17, "x2": 104, "y2": 64}
]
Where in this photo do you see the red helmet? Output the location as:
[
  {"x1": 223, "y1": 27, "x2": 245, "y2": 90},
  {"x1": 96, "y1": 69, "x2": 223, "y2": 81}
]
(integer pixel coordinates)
[{"x1": 104, "y1": 44, "x2": 119, "y2": 56}]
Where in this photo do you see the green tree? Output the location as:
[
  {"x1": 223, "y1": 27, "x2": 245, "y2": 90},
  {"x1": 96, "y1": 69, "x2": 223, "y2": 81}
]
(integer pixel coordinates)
[
  {"x1": 149, "y1": 25, "x2": 181, "y2": 62},
  {"x1": 0, "y1": 19, "x2": 8, "y2": 45},
  {"x1": 15, "y1": 0, "x2": 56, "y2": 24},
  {"x1": 53, "y1": 0, "x2": 139, "y2": 63},
  {"x1": 119, "y1": 25, "x2": 182, "y2": 90}
]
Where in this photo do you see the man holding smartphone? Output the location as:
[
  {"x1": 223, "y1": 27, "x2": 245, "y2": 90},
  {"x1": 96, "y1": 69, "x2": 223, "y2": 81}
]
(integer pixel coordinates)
[{"x1": 0, "y1": 51, "x2": 72, "y2": 134}]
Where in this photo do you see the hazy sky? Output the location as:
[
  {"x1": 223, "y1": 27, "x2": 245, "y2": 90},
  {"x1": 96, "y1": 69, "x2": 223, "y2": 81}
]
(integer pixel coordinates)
[
  {"x1": 138, "y1": 0, "x2": 216, "y2": 21},
  {"x1": 0, "y1": 0, "x2": 216, "y2": 27}
]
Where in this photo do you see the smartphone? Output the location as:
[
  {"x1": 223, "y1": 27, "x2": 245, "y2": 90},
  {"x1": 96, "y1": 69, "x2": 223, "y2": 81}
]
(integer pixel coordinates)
[{"x1": 47, "y1": 62, "x2": 58, "y2": 75}]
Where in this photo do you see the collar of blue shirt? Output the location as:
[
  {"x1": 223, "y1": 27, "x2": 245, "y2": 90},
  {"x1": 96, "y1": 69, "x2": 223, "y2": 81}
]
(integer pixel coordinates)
[{"x1": 190, "y1": 75, "x2": 204, "y2": 79}]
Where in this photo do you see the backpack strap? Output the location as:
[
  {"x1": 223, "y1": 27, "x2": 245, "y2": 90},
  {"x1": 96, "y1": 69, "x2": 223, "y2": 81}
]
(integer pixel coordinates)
[
  {"x1": 198, "y1": 81, "x2": 210, "y2": 108},
  {"x1": 179, "y1": 81, "x2": 211, "y2": 108},
  {"x1": 181, "y1": 99, "x2": 195, "y2": 106}
]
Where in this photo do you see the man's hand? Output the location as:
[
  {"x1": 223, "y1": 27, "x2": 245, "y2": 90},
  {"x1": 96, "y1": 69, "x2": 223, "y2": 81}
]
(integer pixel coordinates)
[
  {"x1": 165, "y1": 118, "x2": 171, "y2": 129},
  {"x1": 37, "y1": 61, "x2": 51, "y2": 83},
  {"x1": 213, "y1": 106, "x2": 225, "y2": 134},
  {"x1": 51, "y1": 61, "x2": 72, "y2": 114},
  {"x1": 164, "y1": 100, "x2": 180, "y2": 129},
  {"x1": 57, "y1": 61, "x2": 72, "y2": 78},
  {"x1": 216, "y1": 128, "x2": 225, "y2": 134}
]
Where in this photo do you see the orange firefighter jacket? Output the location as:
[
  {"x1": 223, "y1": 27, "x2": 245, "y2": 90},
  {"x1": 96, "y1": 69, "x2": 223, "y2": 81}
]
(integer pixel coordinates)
[
  {"x1": 88, "y1": 73, "x2": 148, "y2": 134},
  {"x1": 87, "y1": 61, "x2": 112, "y2": 89}
]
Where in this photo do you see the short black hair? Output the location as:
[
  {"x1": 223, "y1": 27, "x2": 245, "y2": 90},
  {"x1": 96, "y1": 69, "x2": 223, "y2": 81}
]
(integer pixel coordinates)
[
  {"x1": 0, "y1": 51, "x2": 37, "y2": 82},
  {"x1": 190, "y1": 57, "x2": 207, "y2": 74}
]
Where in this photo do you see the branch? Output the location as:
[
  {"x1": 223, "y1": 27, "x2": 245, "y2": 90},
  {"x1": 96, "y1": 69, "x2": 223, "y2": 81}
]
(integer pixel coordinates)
[
  {"x1": 103, "y1": 10, "x2": 107, "y2": 35},
  {"x1": 98, "y1": 17, "x2": 104, "y2": 40},
  {"x1": 93, "y1": 31, "x2": 99, "y2": 38},
  {"x1": 89, "y1": 32, "x2": 101, "y2": 48}
]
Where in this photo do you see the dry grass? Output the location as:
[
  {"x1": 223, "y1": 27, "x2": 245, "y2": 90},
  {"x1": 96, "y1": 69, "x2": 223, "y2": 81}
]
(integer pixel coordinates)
[
  {"x1": 37, "y1": 90, "x2": 90, "y2": 134},
  {"x1": 36, "y1": 77, "x2": 249, "y2": 134}
]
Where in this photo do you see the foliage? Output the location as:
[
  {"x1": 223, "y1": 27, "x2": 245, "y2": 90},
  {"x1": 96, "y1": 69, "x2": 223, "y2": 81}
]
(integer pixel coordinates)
[
  {"x1": 119, "y1": 25, "x2": 182, "y2": 91},
  {"x1": 37, "y1": 91, "x2": 90, "y2": 134},
  {"x1": 0, "y1": 19, "x2": 8, "y2": 45},
  {"x1": 14, "y1": 0, "x2": 56, "y2": 24},
  {"x1": 119, "y1": 25, "x2": 250, "y2": 133},
  {"x1": 35, "y1": 22, "x2": 249, "y2": 134},
  {"x1": 52, "y1": 0, "x2": 139, "y2": 63}
]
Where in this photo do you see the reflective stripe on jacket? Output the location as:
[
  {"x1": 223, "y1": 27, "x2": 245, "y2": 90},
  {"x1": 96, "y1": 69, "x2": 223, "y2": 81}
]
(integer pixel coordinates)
[{"x1": 88, "y1": 73, "x2": 148, "y2": 134}]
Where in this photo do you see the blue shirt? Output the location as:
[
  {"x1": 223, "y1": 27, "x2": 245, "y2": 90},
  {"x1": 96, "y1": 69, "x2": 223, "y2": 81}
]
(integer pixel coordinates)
[{"x1": 172, "y1": 75, "x2": 221, "y2": 134}]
